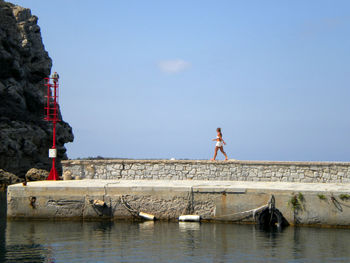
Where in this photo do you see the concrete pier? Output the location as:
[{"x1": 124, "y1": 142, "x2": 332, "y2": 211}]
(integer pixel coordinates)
[{"x1": 7, "y1": 180, "x2": 350, "y2": 227}]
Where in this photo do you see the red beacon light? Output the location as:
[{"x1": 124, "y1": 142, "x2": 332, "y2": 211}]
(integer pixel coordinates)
[{"x1": 44, "y1": 72, "x2": 60, "y2": 180}]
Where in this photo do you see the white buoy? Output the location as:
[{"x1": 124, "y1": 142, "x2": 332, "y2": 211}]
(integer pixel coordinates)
[
  {"x1": 178, "y1": 215, "x2": 201, "y2": 222},
  {"x1": 139, "y1": 212, "x2": 155, "y2": 220}
]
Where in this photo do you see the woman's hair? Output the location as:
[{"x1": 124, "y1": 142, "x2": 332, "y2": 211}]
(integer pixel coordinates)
[{"x1": 217, "y1": 127, "x2": 222, "y2": 137}]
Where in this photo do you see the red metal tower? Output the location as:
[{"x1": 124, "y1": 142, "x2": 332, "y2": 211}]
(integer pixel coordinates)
[{"x1": 44, "y1": 74, "x2": 60, "y2": 180}]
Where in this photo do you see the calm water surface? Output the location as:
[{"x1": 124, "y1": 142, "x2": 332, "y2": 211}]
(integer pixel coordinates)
[{"x1": 1, "y1": 192, "x2": 350, "y2": 263}]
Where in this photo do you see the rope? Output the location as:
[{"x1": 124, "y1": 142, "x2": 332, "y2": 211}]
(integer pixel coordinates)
[
  {"x1": 182, "y1": 187, "x2": 194, "y2": 214},
  {"x1": 214, "y1": 204, "x2": 268, "y2": 221},
  {"x1": 331, "y1": 195, "x2": 343, "y2": 212},
  {"x1": 120, "y1": 195, "x2": 139, "y2": 217},
  {"x1": 104, "y1": 182, "x2": 121, "y2": 197},
  {"x1": 212, "y1": 195, "x2": 274, "y2": 222},
  {"x1": 269, "y1": 195, "x2": 276, "y2": 224}
]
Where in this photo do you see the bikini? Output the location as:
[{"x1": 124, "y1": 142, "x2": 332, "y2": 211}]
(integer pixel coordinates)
[{"x1": 216, "y1": 136, "x2": 223, "y2": 147}]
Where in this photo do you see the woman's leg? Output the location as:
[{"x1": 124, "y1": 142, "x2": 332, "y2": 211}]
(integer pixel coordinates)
[
  {"x1": 219, "y1": 147, "x2": 228, "y2": 160},
  {"x1": 211, "y1": 146, "x2": 219, "y2": 160}
]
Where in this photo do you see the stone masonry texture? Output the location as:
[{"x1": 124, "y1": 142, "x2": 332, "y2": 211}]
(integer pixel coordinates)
[{"x1": 62, "y1": 159, "x2": 350, "y2": 183}]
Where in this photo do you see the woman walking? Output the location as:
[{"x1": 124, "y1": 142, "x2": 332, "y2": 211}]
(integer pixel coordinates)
[{"x1": 211, "y1": 128, "x2": 228, "y2": 161}]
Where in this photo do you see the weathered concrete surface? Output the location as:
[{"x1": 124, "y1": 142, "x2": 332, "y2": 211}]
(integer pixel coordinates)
[
  {"x1": 7, "y1": 180, "x2": 350, "y2": 227},
  {"x1": 62, "y1": 159, "x2": 350, "y2": 183}
]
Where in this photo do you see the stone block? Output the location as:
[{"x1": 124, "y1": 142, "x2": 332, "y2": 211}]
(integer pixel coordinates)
[
  {"x1": 113, "y1": 164, "x2": 123, "y2": 169},
  {"x1": 304, "y1": 171, "x2": 313, "y2": 178},
  {"x1": 175, "y1": 165, "x2": 183, "y2": 171},
  {"x1": 106, "y1": 165, "x2": 113, "y2": 171},
  {"x1": 310, "y1": 166, "x2": 319, "y2": 171}
]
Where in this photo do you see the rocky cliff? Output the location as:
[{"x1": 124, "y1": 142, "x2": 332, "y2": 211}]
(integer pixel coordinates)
[{"x1": 0, "y1": 0, "x2": 74, "y2": 177}]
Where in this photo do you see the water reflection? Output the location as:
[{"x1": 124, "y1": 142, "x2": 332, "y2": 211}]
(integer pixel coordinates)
[
  {"x1": 1, "y1": 191, "x2": 350, "y2": 263},
  {"x1": 0, "y1": 192, "x2": 6, "y2": 262}
]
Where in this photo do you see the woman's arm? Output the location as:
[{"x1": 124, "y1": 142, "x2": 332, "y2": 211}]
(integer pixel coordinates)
[{"x1": 218, "y1": 134, "x2": 227, "y2": 145}]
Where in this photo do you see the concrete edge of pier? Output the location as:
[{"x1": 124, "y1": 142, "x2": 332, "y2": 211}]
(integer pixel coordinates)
[{"x1": 7, "y1": 180, "x2": 350, "y2": 227}]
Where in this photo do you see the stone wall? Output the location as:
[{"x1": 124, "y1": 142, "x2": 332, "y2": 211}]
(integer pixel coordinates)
[{"x1": 62, "y1": 160, "x2": 350, "y2": 183}]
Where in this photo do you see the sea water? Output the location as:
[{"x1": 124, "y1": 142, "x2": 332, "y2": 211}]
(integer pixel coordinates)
[{"x1": 1, "y1": 191, "x2": 350, "y2": 263}]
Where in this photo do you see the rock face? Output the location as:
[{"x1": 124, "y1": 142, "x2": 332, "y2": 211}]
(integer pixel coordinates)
[
  {"x1": 25, "y1": 168, "x2": 49, "y2": 181},
  {"x1": 0, "y1": 169, "x2": 22, "y2": 190},
  {"x1": 0, "y1": 1, "x2": 74, "y2": 178}
]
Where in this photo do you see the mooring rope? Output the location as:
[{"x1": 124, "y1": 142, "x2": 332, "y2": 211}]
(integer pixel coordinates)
[
  {"x1": 103, "y1": 182, "x2": 121, "y2": 197},
  {"x1": 213, "y1": 204, "x2": 269, "y2": 221},
  {"x1": 331, "y1": 194, "x2": 343, "y2": 212},
  {"x1": 120, "y1": 195, "x2": 139, "y2": 217},
  {"x1": 212, "y1": 195, "x2": 274, "y2": 222}
]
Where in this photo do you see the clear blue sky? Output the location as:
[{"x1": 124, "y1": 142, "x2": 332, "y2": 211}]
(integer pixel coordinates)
[{"x1": 12, "y1": 0, "x2": 350, "y2": 161}]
